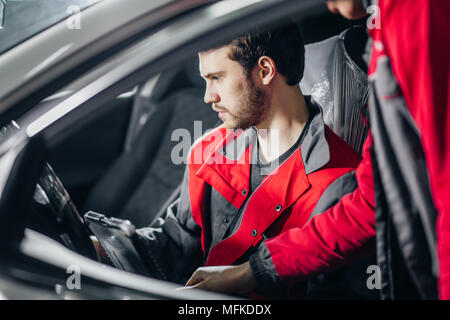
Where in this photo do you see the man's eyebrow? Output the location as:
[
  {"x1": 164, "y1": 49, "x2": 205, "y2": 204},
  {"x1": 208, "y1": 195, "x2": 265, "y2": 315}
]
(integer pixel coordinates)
[{"x1": 201, "y1": 71, "x2": 225, "y2": 79}]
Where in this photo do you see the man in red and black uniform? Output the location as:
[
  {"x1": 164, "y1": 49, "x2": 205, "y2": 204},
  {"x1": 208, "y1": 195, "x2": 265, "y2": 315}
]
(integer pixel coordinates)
[
  {"x1": 134, "y1": 22, "x2": 375, "y2": 298},
  {"x1": 188, "y1": 0, "x2": 450, "y2": 300}
]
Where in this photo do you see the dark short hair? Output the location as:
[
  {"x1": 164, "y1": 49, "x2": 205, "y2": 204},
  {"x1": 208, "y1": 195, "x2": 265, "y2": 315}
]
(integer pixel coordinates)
[{"x1": 226, "y1": 21, "x2": 305, "y2": 86}]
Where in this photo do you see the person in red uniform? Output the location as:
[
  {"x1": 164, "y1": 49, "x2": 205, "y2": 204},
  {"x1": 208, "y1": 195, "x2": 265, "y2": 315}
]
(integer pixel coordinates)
[{"x1": 186, "y1": 0, "x2": 450, "y2": 300}]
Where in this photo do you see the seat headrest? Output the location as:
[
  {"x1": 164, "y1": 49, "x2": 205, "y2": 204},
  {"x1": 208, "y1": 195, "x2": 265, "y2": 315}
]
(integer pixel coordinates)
[{"x1": 300, "y1": 26, "x2": 369, "y2": 153}]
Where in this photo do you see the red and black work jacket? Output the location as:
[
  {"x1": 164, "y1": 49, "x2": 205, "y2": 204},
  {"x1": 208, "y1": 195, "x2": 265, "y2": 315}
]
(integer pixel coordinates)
[{"x1": 134, "y1": 99, "x2": 366, "y2": 297}]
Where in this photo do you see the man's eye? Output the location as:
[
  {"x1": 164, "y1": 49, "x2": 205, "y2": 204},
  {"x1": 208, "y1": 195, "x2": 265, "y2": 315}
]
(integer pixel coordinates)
[{"x1": 212, "y1": 76, "x2": 221, "y2": 81}]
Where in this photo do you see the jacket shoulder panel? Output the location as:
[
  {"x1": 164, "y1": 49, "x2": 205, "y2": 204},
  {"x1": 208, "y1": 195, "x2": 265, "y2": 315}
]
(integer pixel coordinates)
[
  {"x1": 308, "y1": 170, "x2": 357, "y2": 221},
  {"x1": 324, "y1": 125, "x2": 362, "y2": 169}
]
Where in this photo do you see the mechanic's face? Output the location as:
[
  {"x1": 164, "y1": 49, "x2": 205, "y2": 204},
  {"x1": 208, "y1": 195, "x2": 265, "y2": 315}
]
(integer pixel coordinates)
[
  {"x1": 199, "y1": 46, "x2": 269, "y2": 130},
  {"x1": 326, "y1": 0, "x2": 367, "y2": 20}
]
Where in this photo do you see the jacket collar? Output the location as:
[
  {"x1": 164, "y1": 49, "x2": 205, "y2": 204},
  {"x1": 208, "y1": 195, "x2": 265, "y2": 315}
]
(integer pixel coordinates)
[
  {"x1": 219, "y1": 126, "x2": 258, "y2": 163},
  {"x1": 196, "y1": 96, "x2": 330, "y2": 194},
  {"x1": 214, "y1": 96, "x2": 329, "y2": 172},
  {"x1": 301, "y1": 96, "x2": 330, "y2": 175}
]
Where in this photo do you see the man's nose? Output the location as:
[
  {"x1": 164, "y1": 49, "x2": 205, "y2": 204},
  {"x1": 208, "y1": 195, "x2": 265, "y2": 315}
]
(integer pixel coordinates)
[{"x1": 204, "y1": 87, "x2": 220, "y2": 104}]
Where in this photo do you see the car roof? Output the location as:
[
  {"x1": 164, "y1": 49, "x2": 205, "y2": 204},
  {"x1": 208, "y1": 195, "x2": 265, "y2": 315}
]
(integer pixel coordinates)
[{"x1": 0, "y1": 0, "x2": 188, "y2": 115}]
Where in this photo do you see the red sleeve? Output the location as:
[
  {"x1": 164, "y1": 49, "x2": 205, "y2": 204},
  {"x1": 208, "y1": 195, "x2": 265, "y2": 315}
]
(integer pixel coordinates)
[
  {"x1": 264, "y1": 133, "x2": 376, "y2": 283},
  {"x1": 378, "y1": 0, "x2": 450, "y2": 299}
]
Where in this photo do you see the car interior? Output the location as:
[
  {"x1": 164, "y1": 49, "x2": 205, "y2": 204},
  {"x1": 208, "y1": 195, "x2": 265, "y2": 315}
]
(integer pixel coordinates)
[
  {"x1": 45, "y1": 12, "x2": 369, "y2": 228},
  {"x1": 0, "y1": 4, "x2": 373, "y2": 299}
]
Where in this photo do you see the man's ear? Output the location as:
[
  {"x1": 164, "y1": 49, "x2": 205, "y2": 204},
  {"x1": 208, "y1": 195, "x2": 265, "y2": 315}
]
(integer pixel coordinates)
[{"x1": 257, "y1": 56, "x2": 276, "y2": 86}]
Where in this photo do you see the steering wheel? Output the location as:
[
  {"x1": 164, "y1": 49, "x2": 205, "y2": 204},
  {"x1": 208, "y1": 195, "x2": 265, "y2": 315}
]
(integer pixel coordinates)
[
  {"x1": 30, "y1": 162, "x2": 100, "y2": 261},
  {"x1": 0, "y1": 121, "x2": 99, "y2": 261}
]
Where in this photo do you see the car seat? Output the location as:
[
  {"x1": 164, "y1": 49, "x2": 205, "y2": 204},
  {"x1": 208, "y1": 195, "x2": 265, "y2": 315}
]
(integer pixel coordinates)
[{"x1": 300, "y1": 26, "x2": 369, "y2": 153}]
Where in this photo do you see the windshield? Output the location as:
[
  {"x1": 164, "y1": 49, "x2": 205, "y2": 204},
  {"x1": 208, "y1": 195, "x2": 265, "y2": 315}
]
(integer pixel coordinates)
[{"x1": 0, "y1": 0, "x2": 103, "y2": 54}]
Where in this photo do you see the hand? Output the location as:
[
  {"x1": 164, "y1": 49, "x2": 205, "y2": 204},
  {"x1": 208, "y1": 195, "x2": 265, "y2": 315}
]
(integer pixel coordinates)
[
  {"x1": 326, "y1": 0, "x2": 367, "y2": 20},
  {"x1": 184, "y1": 262, "x2": 258, "y2": 294}
]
